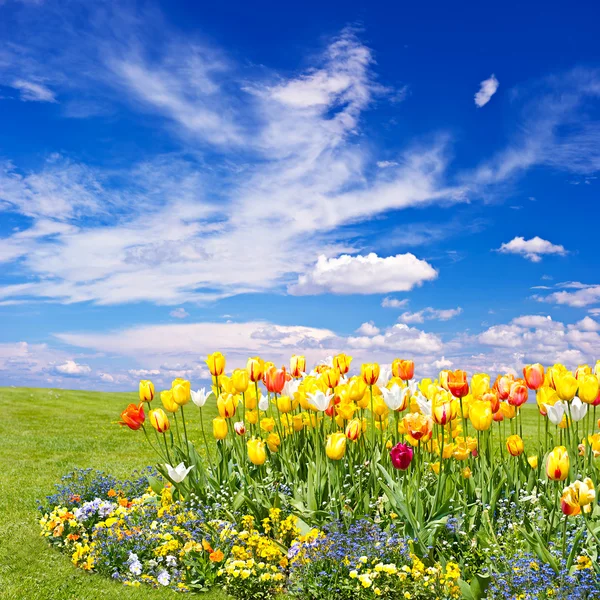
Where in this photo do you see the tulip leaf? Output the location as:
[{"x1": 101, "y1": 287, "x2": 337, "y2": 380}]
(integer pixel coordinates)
[{"x1": 147, "y1": 474, "x2": 164, "y2": 495}]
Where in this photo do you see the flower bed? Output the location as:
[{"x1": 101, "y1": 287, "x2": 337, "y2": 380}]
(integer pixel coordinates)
[{"x1": 40, "y1": 356, "x2": 600, "y2": 598}]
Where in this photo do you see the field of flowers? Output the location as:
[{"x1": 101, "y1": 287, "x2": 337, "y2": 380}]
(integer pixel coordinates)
[{"x1": 38, "y1": 356, "x2": 600, "y2": 599}]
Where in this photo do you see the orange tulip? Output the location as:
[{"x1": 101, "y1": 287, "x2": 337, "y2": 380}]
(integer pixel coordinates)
[
  {"x1": 264, "y1": 366, "x2": 286, "y2": 394},
  {"x1": 447, "y1": 370, "x2": 469, "y2": 398},
  {"x1": 392, "y1": 359, "x2": 414, "y2": 381},
  {"x1": 523, "y1": 364, "x2": 544, "y2": 390},
  {"x1": 403, "y1": 412, "x2": 433, "y2": 441},
  {"x1": 119, "y1": 403, "x2": 145, "y2": 430}
]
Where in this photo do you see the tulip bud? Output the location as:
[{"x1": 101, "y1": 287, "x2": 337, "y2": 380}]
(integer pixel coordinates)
[
  {"x1": 212, "y1": 417, "x2": 228, "y2": 440},
  {"x1": 333, "y1": 353, "x2": 352, "y2": 375},
  {"x1": 217, "y1": 394, "x2": 237, "y2": 418},
  {"x1": 160, "y1": 389, "x2": 179, "y2": 413},
  {"x1": 506, "y1": 434, "x2": 524, "y2": 457},
  {"x1": 461, "y1": 467, "x2": 472, "y2": 479},
  {"x1": 345, "y1": 418, "x2": 361, "y2": 441},
  {"x1": 554, "y1": 371, "x2": 578, "y2": 401},
  {"x1": 231, "y1": 369, "x2": 249, "y2": 394},
  {"x1": 523, "y1": 364, "x2": 544, "y2": 390},
  {"x1": 322, "y1": 367, "x2": 341, "y2": 389},
  {"x1": 527, "y1": 455, "x2": 538, "y2": 469},
  {"x1": 149, "y1": 408, "x2": 170, "y2": 433},
  {"x1": 206, "y1": 352, "x2": 226, "y2": 377},
  {"x1": 247, "y1": 438, "x2": 267, "y2": 465},
  {"x1": 139, "y1": 380, "x2": 155, "y2": 403},
  {"x1": 389, "y1": 442, "x2": 414, "y2": 470},
  {"x1": 578, "y1": 374, "x2": 600, "y2": 404},
  {"x1": 172, "y1": 378, "x2": 191, "y2": 406},
  {"x1": 546, "y1": 446, "x2": 569, "y2": 481},
  {"x1": 361, "y1": 363, "x2": 380, "y2": 386},
  {"x1": 325, "y1": 432, "x2": 347, "y2": 460},
  {"x1": 234, "y1": 421, "x2": 246, "y2": 436},
  {"x1": 469, "y1": 400, "x2": 493, "y2": 431},
  {"x1": 392, "y1": 359, "x2": 414, "y2": 381},
  {"x1": 246, "y1": 357, "x2": 264, "y2": 383},
  {"x1": 266, "y1": 433, "x2": 281, "y2": 453}
]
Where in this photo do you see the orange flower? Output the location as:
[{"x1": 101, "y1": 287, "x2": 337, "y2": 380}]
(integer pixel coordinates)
[
  {"x1": 392, "y1": 359, "x2": 414, "y2": 381},
  {"x1": 209, "y1": 549, "x2": 224, "y2": 562},
  {"x1": 403, "y1": 412, "x2": 433, "y2": 441},
  {"x1": 202, "y1": 539, "x2": 214, "y2": 553},
  {"x1": 119, "y1": 403, "x2": 145, "y2": 430},
  {"x1": 447, "y1": 370, "x2": 469, "y2": 398},
  {"x1": 523, "y1": 363, "x2": 544, "y2": 390},
  {"x1": 264, "y1": 366, "x2": 286, "y2": 394},
  {"x1": 107, "y1": 489, "x2": 117, "y2": 498}
]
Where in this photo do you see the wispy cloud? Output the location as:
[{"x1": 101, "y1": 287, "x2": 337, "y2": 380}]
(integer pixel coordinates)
[
  {"x1": 398, "y1": 307, "x2": 462, "y2": 324},
  {"x1": 474, "y1": 74, "x2": 499, "y2": 107},
  {"x1": 10, "y1": 79, "x2": 56, "y2": 102}
]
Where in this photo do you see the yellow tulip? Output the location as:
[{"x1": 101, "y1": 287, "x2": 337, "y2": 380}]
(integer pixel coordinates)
[
  {"x1": 462, "y1": 467, "x2": 472, "y2": 479},
  {"x1": 536, "y1": 386, "x2": 559, "y2": 416},
  {"x1": 260, "y1": 417, "x2": 275, "y2": 433},
  {"x1": 276, "y1": 395, "x2": 294, "y2": 413},
  {"x1": 469, "y1": 400, "x2": 493, "y2": 431},
  {"x1": 453, "y1": 443, "x2": 470, "y2": 461},
  {"x1": 499, "y1": 402, "x2": 516, "y2": 420},
  {"x1": 231, "y1": 369, "x2": 249, "y2": 394},
  {"x1": 322, "y1": 367, "x2": 341, "y2": 389},
  {"x1": 470, "y1": 373, "x2": 490, "y2": 398},
  {"x1": 554, "y1": 371, "x2": 578, "y2": 401},
  {"x1": 217, "y1": 394, "x2": 237, "y2": 418},
  {"x1": 290, "y1": 355, "x2": 306, "y2": 378},
  {"x1": 506, "y1": 434, "x2": 524, "y2": 457},
  {"x1": 172, "y1": 378, "x2": 191, "y2": 406},
  {"x1": 333, "y1": 353, "x2": 352, "y2": 375},
  {"x1": 206, "y1": 352, "x2": 226, "y2": 377},
  {"x1": 212, "y1": 417, "x2": 228, "y2": 440},
  {"x1": 546, "y1": 446, "x2": 569, "y2": 481},
  {"x1": 345, "y1": 418, "x2": 362, "y2": 441},
  {"x1": 527, "y1": 455, "x2": 539, "y2": 469},
  {"x1": 372, "y1": 395, "x2": 389, "y2": 419},
  {"x1": 246, "y1": 356, "x2": 264, "y2": 383},
  {"x1": 160, "y1": 389, "x2": 179, "y2": 413},
  {"x1": 431, "y1": 462, "x2": 441, "y2": 475},
  {"x1": 325, "y1": 432, "x2": 347, "y2": 460},
  {"x1": 348, "y1": 376, "x2": 367, "y2": 401},
  {"x1": 266, "y1": 433, "x2": 281, "y2": 453},
  {"x1": 336, "y1": 402, "x2": 356, "y2": 421},
  {"x1": 578, "y1": 374, "x2": 599, "y2": 404},
  {"x1": 292, "y1": 414, "x2": 305, "y2": 432},
  {"x1": 361, "y1": 363, "x2": 380, "y2": 386},
  {"x1": 139, "y1": 380, "x2": 155, "y2": 403},
  {"x1": 149, "y1": 408, "x2": 169, "y2": 433},
  {"x1": 246, "y1": 409, "x2": 258, "y2": 425},
  {"x1": 247, "y1": 438, "x2": 267, "y2": 465},
  {"x1": 561, "y1": 478, "x2": 596, "y2": 516}
]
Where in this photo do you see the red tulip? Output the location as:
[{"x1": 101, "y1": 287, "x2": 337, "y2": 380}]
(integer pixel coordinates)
[
  {"x1": 264, "y1": 366, "x2": 286, "y2": 394},
  {"x1": 447, "y1": 370, "x2": 469, "y2": 398},
  {"x1": 119, "y1": 403, "x2": 145, "y2": 430},
  {"x1": 390, "y1": 442, "x2": 414, "y2": 470}
]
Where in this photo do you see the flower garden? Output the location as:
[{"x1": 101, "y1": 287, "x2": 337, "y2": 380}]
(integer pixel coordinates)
[{"x1": 39, "y1": 356, "x2": 600, "y2": 599}]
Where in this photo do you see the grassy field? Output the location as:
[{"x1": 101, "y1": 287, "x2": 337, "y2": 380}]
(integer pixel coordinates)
[{"x1": 0, "y1": 386, "x2": 542, "y2": 600}]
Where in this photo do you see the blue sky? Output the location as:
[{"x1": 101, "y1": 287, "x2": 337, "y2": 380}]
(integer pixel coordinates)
[{"x1": 1, "y1": 0, "x2": 599, "y2": 390}]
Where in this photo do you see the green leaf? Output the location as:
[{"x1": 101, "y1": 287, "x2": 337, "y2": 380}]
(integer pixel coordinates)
[{"x1": 147, "y1": 474, "x2": 164, "y2": 495}]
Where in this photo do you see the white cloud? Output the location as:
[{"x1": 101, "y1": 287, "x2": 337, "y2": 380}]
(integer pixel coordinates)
[
  {"x1": 573, "y1": 316, "x2": 600, "y2": 332},
  {"x1": 537, "y1": 284, "x2": 600, "y2": 308},
  {"x1": 55, "y1": 359, "x2": 92, "y2": 376},
  {"x1": 497, "y1": 236, "x2": 567, "y2": 262},
  {"x1": 11, "y1": 79, "x2": 57, "y2": 102},
  {"x1": 288, "y1": 253, "x2": 438, "y2": 295},
  {"x1": 589, "y1": 308, "x2": 600, "y2": 316},
  {"x1": 376, "y1": 160, "x2": 398, "y2": 168},
  {"x1": 355, "y1": 321, "x2": 380, "y2": 336},
  {"x1": 98, "y1": 372, "x2": 115, "y2": 383},
  {"x1": 474, "y1": 74, "x2": 499, "y2": 107},
  {"x1": 381, "y1": 297, "x2": 409, "y2": 309},
  {"x1": 399, "y1": 307, "x2": 462, "y2": 324},
  {"x1": 170, "y1": 308, "x2": 189, "y2": 319}
]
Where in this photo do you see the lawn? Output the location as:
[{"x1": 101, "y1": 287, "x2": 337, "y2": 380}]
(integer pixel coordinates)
[{"x1": 0, "y1": 386, "x2": 542, "y2": 600}]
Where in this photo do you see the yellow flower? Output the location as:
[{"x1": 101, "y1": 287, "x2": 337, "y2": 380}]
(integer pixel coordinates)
[
  {"x1": 290, "y1": 355, "x2": 306, "y2": 378},
  {"x1": 160, "y1": 389, "x2": 179, "y2": 413},
  {"x1": 527, "y1": 455, "x2": 539, "y2": 469},
  {"x1": 213, "y1": 417, "x2": 228, "y2": 440},
  {"x1": 260, "y1": 417, "x2": 275, "y2": 433},
  {"x1": 506, "y1": 434, "x2": 524, "y2": 457},
  {"x1": 266, "y1": 433, "x2": 281, "y2": 453},
  {"x1": 333, "y1": 353, "x2": 353, "y2": 375},
  {"x1": 276, "y1": 395, "x2": 295, "y2": 414},
  {"x1": 206, "y1": 352, "x2": 226, "y2": 377},
  {"x1": 578, "y1": 374, "x2": 599, "y2": 404},
  {"x1": 325, "y1": 432, "x2": 347, "y2": 460},
  {"x1": 461, "y1": 467, "x2": 472, "y2": 479},
  {"x1": 470, "y1": 399, "x2": 493, "y2": 431},
  {"x1": 561, "y1": 478, "x2": 596, "y2": 516},
  {"x1": 231, "y1": 369, "x2": 250, "y2": 394},
  {"x1": 554, "y1": 371, "x2": 578, "y2": 401},
  {"x1": 149, "y1": 408, "x2": 170, "y2": 433},
  {"x1": 247, "y1": 438, "x2": 267, "y2": 466},
  {"x1": 217, "y1": 394, "x2": 238, "y2": 418},
  {"x1": 546, "y1": 446, "x2": 569, "y2": 481},
  {"x1": 361, "y1": 363, "x2": 380, "y2": 386},
  {"x1": 172, "y1": 378, "x2": 191, "y2": 406},
  {"x1": 139, "y1": 380, "x2": 155, "y2": 403},
  {"x1": 470, "y1": 373, "x2": 490, "y2": 398},
  {"x1": 246, "y1": 356, "x2": 264, "y2": 383}
]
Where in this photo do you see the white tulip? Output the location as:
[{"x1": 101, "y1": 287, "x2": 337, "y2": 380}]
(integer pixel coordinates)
[
  {"x1": 381, "y1": 384, "x2": 410, "y2": 411},
  {"x1": 570, "y1": 397, "x2": 588, "y2": 422},
  {"x1": 378, "y1": 366, "x2": 392, "y2": 386},
  {"x1": 165, "y1": 462, "x2": 194, "y2": 483},
  {"x1": 544, "y1": 401, "x2": 566, "y2": 426},
  {"x1": 258, "y1": 396, "x2": 269, "y2": 412},
  {"x1": 307, "y1": 390, "x2": 333, "y2": 412},
  {"x1": 416, "y1": 393, "x2": 432, "y2": 416},
  {"x1": 191, "y1": 388, "x2": 207, "y2": 408},
  {"x1": 282, "y1": 379, "x2": 300, "y2": 398}
]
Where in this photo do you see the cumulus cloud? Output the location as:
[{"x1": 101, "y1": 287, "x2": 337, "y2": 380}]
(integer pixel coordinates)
[
  {"x1": 497, "y1": 236, "x2": 567, "y2": 262},
  {"x1": 10, "y1": 79, "x2": 57, "y2": 102},
  {"x1": 170, "y1": 308, "x2": 190, "y2": 319},
  {"x1": 288, "y1": 253, "x2": 438, "y2": 295},
  {"x1": 398, "y1": 307, "x2": 462, "y2": 324},
  {"x1": 474, "y1": 74, "x2": 499, "y2": 107},
  {"x1": 355, "y1": 321, "x2": 380, "y2": 336},
  {"x1": 539, "y1": 285, "x2": 600, "y2": 308},
  {"x1": 54, "y1": 359, "x2": 91, "y2": 376}
]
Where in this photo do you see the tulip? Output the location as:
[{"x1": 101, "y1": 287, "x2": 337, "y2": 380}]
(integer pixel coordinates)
[
  {"x1": 322, "y1": 367, "x2": 341, "y2": 389},
  {"x1": 499, "y1": 401, "x2": 516, "y2": 420},
  {"x1": 403, "y1": 412, "x2": 433, "y2": 441},
  {"x1": 333, "y1": 353, "x2": 352, "y2": 375},
  {"x1": 149, "y1": 408, "x2": 170, "y2": 433},
  {"x1": 264, "y1": 366, "x2": 286, "y2": 394},
  {"x1": 160, "y1": 389, "x2": 179, "y2": 413},
  {"x1": 307, "y1": 389, "x2": 333, "y2": 412},
  {"x1": 139, "y1": 380, "x2": 155, "y2": 403},
  {"x1": 508, "y1": 380, "x2": 528, "y2": 407},
  {"x1": 483, "y1": 391, "x2": 500, "y2": 413},
  {"x1": 506, "y1": 434, "x2": 524, "y2": 457},
  {"x1": 165, "y1": 462, "x2": 193, "y2": 484},
  {"x1": 230, "y1": 369, "x2": 249, "y2": 394},
  {"x1": 462, "y1": 467, "x2": 472, "y2": 479},
  {"x1": 431, "y1": 462, "x2": 441, "y2": 475},
  {"x1": 258, "y1": 396, "x2": 269, "y2": 412},
  {"x1": 292, "y1": 413, "x2": 304, "y2": 432},
  {"x1": 392, "y1": 359, "x2": 414, "y2": 381},
  {"x1": 546, "y1": 446, "x2": 569, "y2": 481},
  {"x1": 361, "y1": 363, "x2": 380, "y2": 386},
  {"x1": 453, "y1": 443, "x2": 470, "y2": 461},
  {"x1": 260, "y1": 417, "x2": 275, "y2": 433},
  {"x1": 276, "y1": 395, "x2": 294, "y2": 413},
  {"x1": 416, "y1": 393, "x2": 432, "y2": 416},
  {"x1": 348, "y1": 377, "x2": 367, "y2": 402},
  {"x1": 523, "y1": 364, "x2": 544, "y2": 390},
  {"x1": 561, "y1": 478, "x2": 596, "y2": 516},
  {"x1": 578, "y1": 374, "x2": 600, "y2": 404},
  {"x1": 212, "y1": 417, "x2": 228, "y2": 440},
  {"x1": 217, "y1": 394, "x2": 237, "y2": 418},
  {"x1": 345, "y1": 418, "x2": 362, "y2": 441},
  {"x1": 191, "y1": 388, "x2": 208, "y2": 408},
  {"x1": 290, "y1": 355, "x2": 306, "y2": 378},
  {"x1": 545, "y1": 401, "x2": 566, "y2": 426},
  {"x1": 246, "y1": 409, "x2": 258, "y2": 425},
  {"x1": 389, "y1": 442, "x2": 414, "y2": 470},
  {"x1": 536, "y1": 386, "x2": 559, "y2": 416},
  {"x1": 527, "y1": 455, "x2": 539, "y2": 469},
  {"x1": 470, "y1": 400, "x2": 493, "y2": 431},
  {"x1": 554, "y1": 371, "x2": 578, "y2": 401},
  {"x1": 266, "y1": 433, "x2": 281, "y2": 453},
  {"x1": 119, "y1": 403, "x2": 145, "y2": 430},
  {"x1": 381, "y1": 384, "x2": 410, "y2": 412},
  {"x1": 234, "y1": 421, "x2": 246, "y2": 436},
  {"x1": 247, "y1": 438, "x2": 267, "y2": 465},
  {"x1": 494, "y1": 374, "x2": 514, "y2": 400},
  {"x1": 439, "y1": 370, "x2": 450, "y2": 390},
  {"x1": 206, "y1": 352, "x2": 226, "y2": 377},
  {"x1": 325, "y1": 432, "x2": 347, "y2": 460},
  {"x1": 470, "y1": 373, "x2": 490, "y2": 398},
  {"x1": 595, "y1": 360, "x2": 600, "y2": 377},
  {"x1": 570, "y1": 397, "x2": 588, "y2": 422},
  {"x1": 447, "y1": 370, "x2": 469, "y2": 398},
  {"x1": 246, "y1": 357, "x2": 264, "y2": 383},
  {"x1": 172, "y1": 378, "x2": 191, "y2": 406},
  {"x1": 575, "y1": 365, "x2": 592, "y2": 380}
]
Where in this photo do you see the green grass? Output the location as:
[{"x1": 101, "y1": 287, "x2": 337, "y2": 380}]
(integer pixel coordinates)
[
  {"x1": 0, "y1": 387, "x2": 227, "y2": 600},
  {"x1": 0, "y1": 387, "x2": 543, "y2": 599}
]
